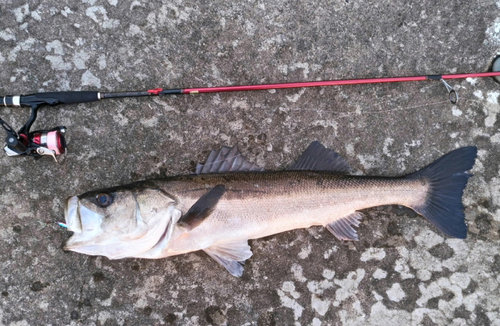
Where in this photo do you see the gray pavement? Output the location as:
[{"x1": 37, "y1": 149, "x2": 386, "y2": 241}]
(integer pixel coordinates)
[{"x1": 1, "y1": 0, "x2": 500, "y2": 325}]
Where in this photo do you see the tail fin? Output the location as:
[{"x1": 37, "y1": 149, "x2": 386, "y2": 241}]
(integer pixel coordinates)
[{"x1": 406, "y1": 147, "x2": 477, "y2": 238}]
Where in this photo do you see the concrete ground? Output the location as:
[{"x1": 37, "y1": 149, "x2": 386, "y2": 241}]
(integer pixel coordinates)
[{"x1": 1, "y1": 0, "x2": 500, "y2": 325}]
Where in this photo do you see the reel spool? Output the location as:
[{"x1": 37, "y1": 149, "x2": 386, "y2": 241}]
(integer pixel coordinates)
[{"x1": 32, "y1": 129, "x2": 67, "y2": 155}]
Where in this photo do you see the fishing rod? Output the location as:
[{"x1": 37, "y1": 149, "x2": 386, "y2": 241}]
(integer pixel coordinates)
[{"x1": 2, "y1": 65, "x2": 500, "y2": 162}]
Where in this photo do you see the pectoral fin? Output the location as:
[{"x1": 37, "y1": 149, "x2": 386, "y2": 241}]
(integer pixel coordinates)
[
  {"x1": 326, "y1": 212, "x2": 363, "y2": 241},
  {"x1": 203, "y1": 240, "x2": 253, "y2": 277},
  {"x1": 177, "y1": 185, "x2": 225, "y2": 230}
]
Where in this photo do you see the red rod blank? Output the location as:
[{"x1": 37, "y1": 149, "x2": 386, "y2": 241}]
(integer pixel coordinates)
[
  {"x1": 182, "y1": 71, "x2": 500, "y2": 94},
  {"x1": 441, "y1": 72, "x2": 500, "y2": 79}
]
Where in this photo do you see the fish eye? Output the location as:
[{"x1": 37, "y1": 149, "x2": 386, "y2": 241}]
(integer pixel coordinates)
[{"x1": 96, "y1": 193, "x2": 113, "y2": 207}]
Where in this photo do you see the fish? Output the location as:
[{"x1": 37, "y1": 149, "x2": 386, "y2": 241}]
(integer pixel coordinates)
[{"x1": 63, "y1": 141, "x2": 477, "y2": 277}]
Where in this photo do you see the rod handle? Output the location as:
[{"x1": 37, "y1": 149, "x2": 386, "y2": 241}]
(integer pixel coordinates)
[
  {"x1": 21, "y1": 91, "x2": 100, "y2": 106},
  {"x1": 2, "y1": 91, "x2": 100, "y2": 108}
]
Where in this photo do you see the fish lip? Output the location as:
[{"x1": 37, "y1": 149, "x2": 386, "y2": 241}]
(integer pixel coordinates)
[
  {"x1": 64, "y1": 196, "x2": 82, "y2": 233},
  {"x1": 64, "y1": 198, "x2": 106, "y2": 251}
]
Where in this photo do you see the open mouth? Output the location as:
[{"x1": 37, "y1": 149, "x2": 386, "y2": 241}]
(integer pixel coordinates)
[
  {"x1": 63, "y1": 196, "x2": 106, "y2": 251},
  {"x1": 64, "y1": 196, "x2": 82, "y2": 233},
  {"x1": 64, "y1": 196, "x2": 104, "y2": 236}
]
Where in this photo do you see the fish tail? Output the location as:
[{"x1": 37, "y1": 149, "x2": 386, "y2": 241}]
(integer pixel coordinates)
[{"x1": 405, "y1": 146, "x2": 477, "y2": 238}]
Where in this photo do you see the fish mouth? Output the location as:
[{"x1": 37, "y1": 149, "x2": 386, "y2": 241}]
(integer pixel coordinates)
[
  {"x1": 65, "y1": 196, "x2": 82, "y2": 233},
  {"x1": 63, "y1": 196, "x2": 104, "y2": 250}
]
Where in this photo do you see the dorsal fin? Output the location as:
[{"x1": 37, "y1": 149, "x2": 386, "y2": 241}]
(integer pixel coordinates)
[
  {"x1": 177, "y1": 185, "x2": 225, "y2": 230},
  {"x1": 287, "y1": 141, "x2": 351, "y2": 172},
  {"x1": 196, "y1": 144, "x2": 264, "y2": 174}
]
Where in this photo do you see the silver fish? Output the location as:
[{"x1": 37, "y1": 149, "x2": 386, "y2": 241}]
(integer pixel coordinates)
[{"x1": 63, "y1": 142, "x2": 477, "y2": 276}]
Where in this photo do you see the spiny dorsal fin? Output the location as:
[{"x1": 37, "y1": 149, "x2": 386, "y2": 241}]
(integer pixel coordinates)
[
  {"x1": 203, "y1": 240, "x2": 253, "y2": 277},
  {"x1": 177, "y1": 185, "x2": 225, "y2": 230},
  {"x1": 325, "y1": 212, "x2": 363, "y2": 241},
  {"x1": 287, "y1": 141, "x2": 351, "y2": 173},
  {"x1": 196, "y1": 144, "x2": 264, "y2": 174}
]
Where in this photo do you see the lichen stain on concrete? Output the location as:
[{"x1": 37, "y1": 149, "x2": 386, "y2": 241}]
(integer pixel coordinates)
[
  {"x1": 277, "y1": 282, "x2": 304, "y2": 321},
  {"x1": 360, "y1": 247, "x2": 386, "y2": 261},
  {"x1": 483, "y1": 91, "x2": 500, "y2": 127}
]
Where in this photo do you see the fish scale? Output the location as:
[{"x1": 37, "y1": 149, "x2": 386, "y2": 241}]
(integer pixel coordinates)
[{"x1": 159, "y1": 172, "x2": 428, "y2": 256}]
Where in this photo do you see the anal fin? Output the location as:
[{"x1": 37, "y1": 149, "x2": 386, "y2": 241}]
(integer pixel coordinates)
[
  {"x1": 326, "y1": 212, "x2": 363, "y2": 241},
  {"x1": 203, "y1": 240, "x2": 253, "y2": 277}
]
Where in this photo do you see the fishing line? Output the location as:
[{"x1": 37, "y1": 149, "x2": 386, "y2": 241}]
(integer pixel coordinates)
[
  {"x1": 265, "y1": 90, "x2": 488, "y2": 144},
  {"x1": 180, "y1": 99, "x2": 450, "y2": 164},
  {"x1": 169, "y1": 77, "x2": 490, "y2": 155},
  {"x1": 190, "y1": 81, "x2": 453, "y2": 119},
  {"x1": 53, "y1": 91, "x2": 488, "y2": 177}
]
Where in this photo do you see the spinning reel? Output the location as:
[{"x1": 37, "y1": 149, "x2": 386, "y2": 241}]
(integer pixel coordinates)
[
  {"x1": 0, "y1": 92, "x2": 100, "y2": 162},
  {"x1": 1, "y1": 104, "x2": 66, "y2": 162}
]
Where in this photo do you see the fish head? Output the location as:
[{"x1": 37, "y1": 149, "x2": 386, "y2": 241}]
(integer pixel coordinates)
[{"x1": 64, "y1": 184, "x2": 180, "y2": 259}]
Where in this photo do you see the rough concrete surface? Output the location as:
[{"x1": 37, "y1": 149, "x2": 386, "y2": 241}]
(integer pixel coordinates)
[{"x1": 0, "y1": 0, "x2": 500, "y2": 325}]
